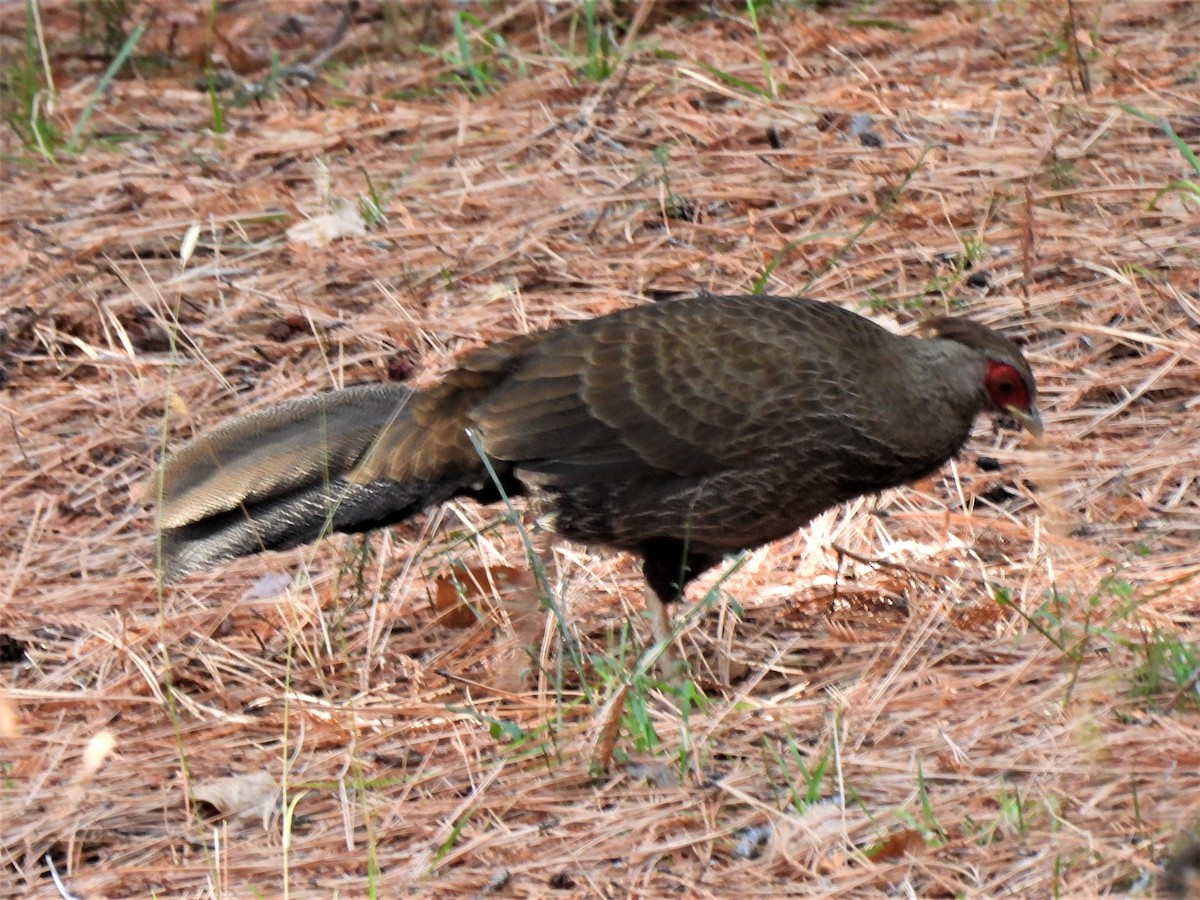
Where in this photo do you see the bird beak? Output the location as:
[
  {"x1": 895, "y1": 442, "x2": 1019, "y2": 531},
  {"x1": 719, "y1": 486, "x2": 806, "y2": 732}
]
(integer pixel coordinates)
[{"x1": 1006, "y1": 403, "x2": 1044, "y2": 439}]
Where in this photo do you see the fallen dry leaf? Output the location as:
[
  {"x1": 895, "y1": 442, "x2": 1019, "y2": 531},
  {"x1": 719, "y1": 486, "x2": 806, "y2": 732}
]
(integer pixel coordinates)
[
  {"x1": 192, "y1": 772, "x2": 279, "y2": 828},
  {"x1": 866, "y1": 828, "x2": 927, "y2": 862},
  {"x1": 433, "y1": 564, "x2": 530, "y2": 628},
  {"x1": 286, "y1": 204, "x2": 366, "y2": 247}
]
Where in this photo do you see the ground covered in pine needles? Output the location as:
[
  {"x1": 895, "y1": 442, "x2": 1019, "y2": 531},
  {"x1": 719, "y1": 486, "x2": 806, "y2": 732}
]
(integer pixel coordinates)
[{"x1": 2, "y1": 0, "x2": 1198, "y2": 896}]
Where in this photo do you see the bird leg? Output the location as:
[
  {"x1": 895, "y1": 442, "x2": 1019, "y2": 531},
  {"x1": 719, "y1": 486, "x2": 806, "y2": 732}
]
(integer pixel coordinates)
[
  {"x1": 640, "y1": 540, "x2": 719, "y2": 677},
  {"x1": 645, "y1": 581, "x2": 685, "y2": 675}
]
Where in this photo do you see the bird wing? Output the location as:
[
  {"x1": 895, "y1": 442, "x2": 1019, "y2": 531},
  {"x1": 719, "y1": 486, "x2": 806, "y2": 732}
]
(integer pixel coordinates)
[{"x1": 470, "y1": 296, "x2": 892, "y2": 487}]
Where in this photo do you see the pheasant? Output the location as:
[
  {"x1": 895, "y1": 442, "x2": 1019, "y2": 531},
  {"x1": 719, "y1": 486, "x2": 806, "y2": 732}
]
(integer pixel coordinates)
[{"x1": 155, "y1": 295, "x2": 1042, "y2": 653}]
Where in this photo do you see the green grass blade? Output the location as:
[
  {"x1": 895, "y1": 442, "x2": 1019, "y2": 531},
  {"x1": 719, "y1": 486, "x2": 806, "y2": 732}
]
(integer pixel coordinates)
[
  {"x1": 67, "y1": 22, "x2": 146, "y2": 153},
  {"x1": 1118, "y1": 104, "x2": 1200, "y2": 174}
]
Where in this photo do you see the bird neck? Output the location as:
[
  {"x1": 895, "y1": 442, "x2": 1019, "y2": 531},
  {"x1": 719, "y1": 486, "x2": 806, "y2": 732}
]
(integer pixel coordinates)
[{"x1": 870, "y1": 337, "x2": 987, "y2": 462}]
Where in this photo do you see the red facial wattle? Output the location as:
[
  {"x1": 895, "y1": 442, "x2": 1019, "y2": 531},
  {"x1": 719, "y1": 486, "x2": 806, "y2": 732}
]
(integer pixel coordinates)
[{"x1": 985, "y1": 360, "x2": 1043, "y2": 437}]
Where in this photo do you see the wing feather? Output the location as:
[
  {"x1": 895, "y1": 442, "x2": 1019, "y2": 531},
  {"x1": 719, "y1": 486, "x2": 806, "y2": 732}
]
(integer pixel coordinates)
[{"x1": 469, "y1": 296, "x2": 899, "y2": 487}]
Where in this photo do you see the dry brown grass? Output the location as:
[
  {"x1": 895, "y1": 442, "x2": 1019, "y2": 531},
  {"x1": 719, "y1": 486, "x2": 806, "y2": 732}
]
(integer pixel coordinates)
[{"x1": 2, "y1": 0, "x2": 1198, "y2": 896}]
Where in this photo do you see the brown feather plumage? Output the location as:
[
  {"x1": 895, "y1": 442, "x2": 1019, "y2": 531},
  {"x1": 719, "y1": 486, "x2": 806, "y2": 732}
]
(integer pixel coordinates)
[{"x1": 155, "y1": 295, "x2": 1041, "y2": 604}]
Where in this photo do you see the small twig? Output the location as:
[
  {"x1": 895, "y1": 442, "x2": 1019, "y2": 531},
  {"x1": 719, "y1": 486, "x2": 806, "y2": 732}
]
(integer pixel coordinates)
[
  {"x1": 434, "y1": 668, "x2": 523, "y2": 700},
  {"x1": 8, "y1": 411, "x2": 35, "y2": 469},
  {"x1": 1064, "y1": 0, "x2": 1092, "y2": 98},
  {"x1": 1167, "y1": 668, "x2": 1200, "y2": 712},
  {"x1": 1020, "y1": 178, "x2": 1034, "y2": 319},
  {"x1": 304, "y1": 0, "x2": 359, "y2": 70},
  {"x1": 829, "y1": 543, "x2": 918, "y2": 575},
  {"x1": 45, "y1": 854, "x2": 79, "y2": 900}
]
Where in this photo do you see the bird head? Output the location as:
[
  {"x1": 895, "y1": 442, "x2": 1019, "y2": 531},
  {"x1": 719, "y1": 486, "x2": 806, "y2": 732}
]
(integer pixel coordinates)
[
  {"x1": 983, "y1": 357, "x2": 1043, "y2": 438},
  {"x1": 920, "y1": 316, "x2": 1043, "y2": 439}
]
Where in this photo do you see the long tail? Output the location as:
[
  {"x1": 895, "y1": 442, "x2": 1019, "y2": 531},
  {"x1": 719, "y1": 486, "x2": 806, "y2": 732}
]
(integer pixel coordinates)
[{"x1": 154, "y1": 384, "x2": 469, "y2": 581}]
